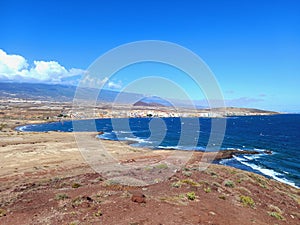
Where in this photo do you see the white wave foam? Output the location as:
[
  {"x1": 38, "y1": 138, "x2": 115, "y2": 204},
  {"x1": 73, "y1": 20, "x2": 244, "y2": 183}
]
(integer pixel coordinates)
[
  {"x1": 16, "y1": 125, "x2": 34, "y2": 131},
  {"x1": 157, "y1": 146, "x2": 181, "y2": 150},
  {"x1": 219, "y1": 157, "x2": 235, "y2": 164},
  {"x1": 157, "y1": 145, "x2": 205, "y2": 151},
  {"x1": 239, "y1": 161, "x2": 298, "y2": 188},
  {"x1": 16, "y1": 126, "x2": 26, "y2": 131},
  {"x1": 116, "y1": 130, "x2": 132, "y2": 134},
  {"x1": 244, "y1": 155, "x2": 260, "y2": 160},
  {"x1": 123, "y1": 137, "x2": 152, "y2": 144},
  {"x1": 233, "y1": 155, "x2": 247, "y2": 162}
]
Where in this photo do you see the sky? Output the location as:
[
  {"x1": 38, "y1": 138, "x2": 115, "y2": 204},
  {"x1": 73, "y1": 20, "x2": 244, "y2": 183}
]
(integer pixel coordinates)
[{"x1": 0, "y1": 0, "x2": 299, "y2": 112}]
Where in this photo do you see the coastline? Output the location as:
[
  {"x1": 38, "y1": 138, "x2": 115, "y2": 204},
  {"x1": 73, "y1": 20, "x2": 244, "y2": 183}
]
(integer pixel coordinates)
[
  {"x1": 1, "y1": 106, "x2": 299, "y2": 224},
  {"x1": 0, "y1": 127, "x2": 299, "y2": 224},
  {"x1": 11, "y1": 117, "x2": 299, "y2": 189}
]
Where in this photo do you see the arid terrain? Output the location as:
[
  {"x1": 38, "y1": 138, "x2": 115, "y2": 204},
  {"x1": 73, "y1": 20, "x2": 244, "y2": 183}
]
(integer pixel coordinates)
[{"x1": 0, "y1": 101, "x2": 299, "y2": 225}]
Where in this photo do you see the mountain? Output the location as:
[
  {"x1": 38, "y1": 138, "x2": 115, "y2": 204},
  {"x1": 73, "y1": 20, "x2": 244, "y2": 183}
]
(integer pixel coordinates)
[
  {"x1": 133, "y1": 96, "x2": 173, "y2": 107},
  {"x1": 0, "y1": 82, "x2": 143, "y2": 103},
  {"x1": 0, "y1": 82, "x2": 201, "y2": 108}
]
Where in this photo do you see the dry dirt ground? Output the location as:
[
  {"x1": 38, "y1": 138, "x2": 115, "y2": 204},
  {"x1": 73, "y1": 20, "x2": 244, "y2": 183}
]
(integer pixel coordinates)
[{"x1": 0, "y1": 119, "x2": 299, "y2": 225}]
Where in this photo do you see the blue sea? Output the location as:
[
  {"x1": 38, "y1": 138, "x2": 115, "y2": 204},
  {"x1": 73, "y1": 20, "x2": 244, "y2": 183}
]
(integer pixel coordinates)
[{"x1": 17, "y1": 114, "x2": 300, "y2": 188}]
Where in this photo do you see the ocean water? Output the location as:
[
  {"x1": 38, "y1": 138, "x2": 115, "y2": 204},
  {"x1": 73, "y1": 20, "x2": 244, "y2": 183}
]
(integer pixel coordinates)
[{"x1": 17, "y1": 114, "x2": 300, "y2": 188}]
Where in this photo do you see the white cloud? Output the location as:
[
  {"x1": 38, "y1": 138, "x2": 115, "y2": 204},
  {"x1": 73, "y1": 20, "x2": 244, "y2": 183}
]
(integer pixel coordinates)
[
  {"x1": 108, "y1": 81, "x2": 122, "y2": 89},
  {"x1": 0, "y1": 49, "x2": 123, "y2": 89},
  {"x1": 80, "y1": 75, "x2": 122, "y2": 90},
  {"x1": 0, "y1": 49, "x2": 28, "y2": 76},
  {"x1": 0, "y1": 49, "x2": 85, "y2": 83}
]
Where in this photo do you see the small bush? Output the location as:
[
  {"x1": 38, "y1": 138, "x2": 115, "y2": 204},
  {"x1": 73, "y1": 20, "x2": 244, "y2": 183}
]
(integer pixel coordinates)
[
  {"x1": 55, "y1": 193, "x2": 69, "y2": 200},
  {"x1": 181, "y1": 179, "x2": 199, "y2": 186},
  {"x1": 224, "y1": 180, "x2": 235, "y2": 188},
  {"x1": 94, "y1": 210, "x2": 103, "y2": 217},
  {"x1": 218, "y1": 195, "x2": 226, "y2": 200},
  {"x1": 156, "y1": 163, "x2": 168, "y2": 169},
  {"x1": 0, "y1": 123, "x2": 7, "y2": 131},
  {"x1": 171, "y1": 182, "x2": 181, "y2": 188},
  {"x1": 182, "y1": 171, "x2": 192, "y2": 177},
  {"x1": 204, "y1": 187, "x2": 211, "y2": 193},
  {"x1": 240, "y1": 195, "x2": 255, "y2": 207},
  {"x1": 0, "y1": 208, "x2": 6, "y2": 217},
  {"x1": 268, "y1": 211, "x2": 284, "y2": 220},
  {"x1": 72, "y1": 183, "x2": 81, "y2": 188},
  {"x1": 268, "y1": 204, "x2": 282, "y2": 214},
  {"x1": 186, "y1": 192, "x2": 196, "y2": 200}
]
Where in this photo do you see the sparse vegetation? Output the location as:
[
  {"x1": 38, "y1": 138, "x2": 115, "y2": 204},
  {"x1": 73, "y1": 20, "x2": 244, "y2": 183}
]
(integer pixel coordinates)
[
  {"x1": 268, "y1": 211, "x2": 284, "y2": 220},
  {"x1": 72, "y1": 183, "x2": 81, "y2": 188},
  {"x1": 55, "y1": 193, "x2": 69, "y2": 200},
  {"x1": 224, "y1": 180, "x2": 235, "y2": 188},
  {"x1": 155, "y1": 163, "x2": 168, "y2": 169},
  {"x1": 268, "y1": 204, "x2": 283, "y2": 214},
  {"x1": 240, "y1": 195, "x2": 255, "y2": 207},
  {"x1": 218, "y1": 195, "x2": 226, "y2": 200},
  {"x1": 0, "y1": 208, "x2": 6, "y2": 217},
  {"x1": 204, "y1": 187, "x2": 211, "y2": 193},
  {"x1": 0, "y1": 123, "x2": 7, "y2": 131},
  {"x1": 186, "y1": 192, "x2": 196, "y2": 200},
  {"x1": 268, "y1": 205, "x2": 284, "y2": 220},
  {"x1": 236, "y1": 179, "x2": 242, "y2": 183},
  {"x1": 250, "y1": 174, "x2": 269, "y2": 188},
  {"x1": 94, "y1": 210, "x2": 103, "y2": 217},
  {"x1": 181, "y1": 179, "x2": 199, "y2": 186},
  {"x1": 72, "y1": 196, "x2": 83, "y2": 207},
  {"x1": 69, "y1": 222, "x2": 78, "y2": 225},
  {"x1": 158, "y1": 194, "x2": 187, "y2": 206},
  {"x1": 105, "y1": 179, "x2": 120, "y2": 186},
  {"x1": 171, "y1": 181, "x2": 182, "y2": 188},
  {"x1": 182, "y1": 171, "x2": 192, "y2": 177},
  {"x1": 235, "y1": 186, "x2": 251, "y2": 195}
]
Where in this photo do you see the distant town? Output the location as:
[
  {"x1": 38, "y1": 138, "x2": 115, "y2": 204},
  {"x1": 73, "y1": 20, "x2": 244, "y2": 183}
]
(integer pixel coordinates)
[{"x1": 0, "y1": 98, "x2": 279, "y2": 124}]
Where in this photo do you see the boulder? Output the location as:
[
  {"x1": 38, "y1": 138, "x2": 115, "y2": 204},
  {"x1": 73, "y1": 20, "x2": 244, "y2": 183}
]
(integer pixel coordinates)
[{"x1": 131, "y1": 191, "x2": 146, "y2": 203}]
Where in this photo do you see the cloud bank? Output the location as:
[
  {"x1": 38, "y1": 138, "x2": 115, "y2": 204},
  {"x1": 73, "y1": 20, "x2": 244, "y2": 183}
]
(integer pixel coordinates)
[
  {"x1": 0, "y1": 49, "x2": 123, "y2": 90},
  {"x1": 0, "y1": 49, "x2": 86, "y2": 84}
]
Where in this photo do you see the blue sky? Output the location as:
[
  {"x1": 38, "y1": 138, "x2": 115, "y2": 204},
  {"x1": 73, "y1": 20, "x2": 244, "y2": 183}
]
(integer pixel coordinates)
[{"x1": 0, "y1": 0, "x2": 299, "y2": 112}]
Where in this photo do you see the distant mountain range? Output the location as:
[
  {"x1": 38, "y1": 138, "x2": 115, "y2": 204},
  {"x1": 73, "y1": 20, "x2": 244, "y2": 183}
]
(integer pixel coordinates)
[
  {"x1": 0, "y1": 82, "x2": 143, "y2": 104},
  {"x1": 0, "y1": 82, "x2": 189, "y2": 107},
  {"x1": 0, "y1": 82, "x2": 278, "y2": 114}
]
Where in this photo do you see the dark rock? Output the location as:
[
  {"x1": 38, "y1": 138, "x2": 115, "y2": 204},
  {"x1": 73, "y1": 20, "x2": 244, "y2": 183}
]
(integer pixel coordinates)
[
  {"x1": 264, "y1": 150, "x2": 272, "y2": 155},
  {"x1": 85, "y1": 196, "x2": 93, "y2": 202},
  {"x1": 216, "y1": 149, "x2": 260, "y2": 160},
  {"x1": 131, "y1": 191, "x2": 146, "y2": 203}
]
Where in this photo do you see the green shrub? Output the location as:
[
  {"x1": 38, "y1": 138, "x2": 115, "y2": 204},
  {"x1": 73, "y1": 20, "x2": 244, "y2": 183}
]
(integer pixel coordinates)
[
  {"x1": 155, "y1": 163, "x2": 168, "y2": 169},
  {"x1": 182, "y1": 171, "x2": 192, "y2": 177},
  {"x1": 72, "y1": 183, "x2": 81, "y2": 188},
  {"x1": 268, "y1": 211, "x2": 284, "y2": 220},
  {"x1": 224, "y1": 180, "x2": 235, "y2": 188},
  {"x1": 240, "y1": 195, "x2": 255, "y2": 207},
  {"x1": 55, "y1": 193, "x2": 69, "y2": 200},
  {"x1": 204, "y1": 187, "x2": 211, "y2": 193},
  {"x1": 181, "y1": 179, "x2": 199, "y2": 186},
  {"x1": 94, "y1": 210, "x2": 103, "y2": 217},
  {"x1": 171, "y1": 182, "x2": 181, "y2": 188},
  {"x1": 186, "y1": 192, "x2": 196, "y2": 200}
]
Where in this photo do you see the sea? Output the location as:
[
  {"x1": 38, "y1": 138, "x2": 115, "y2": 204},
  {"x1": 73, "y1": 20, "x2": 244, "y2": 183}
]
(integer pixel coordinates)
[{"x1": 17, "y1": 114, "x2": 300, "y2": 188}]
